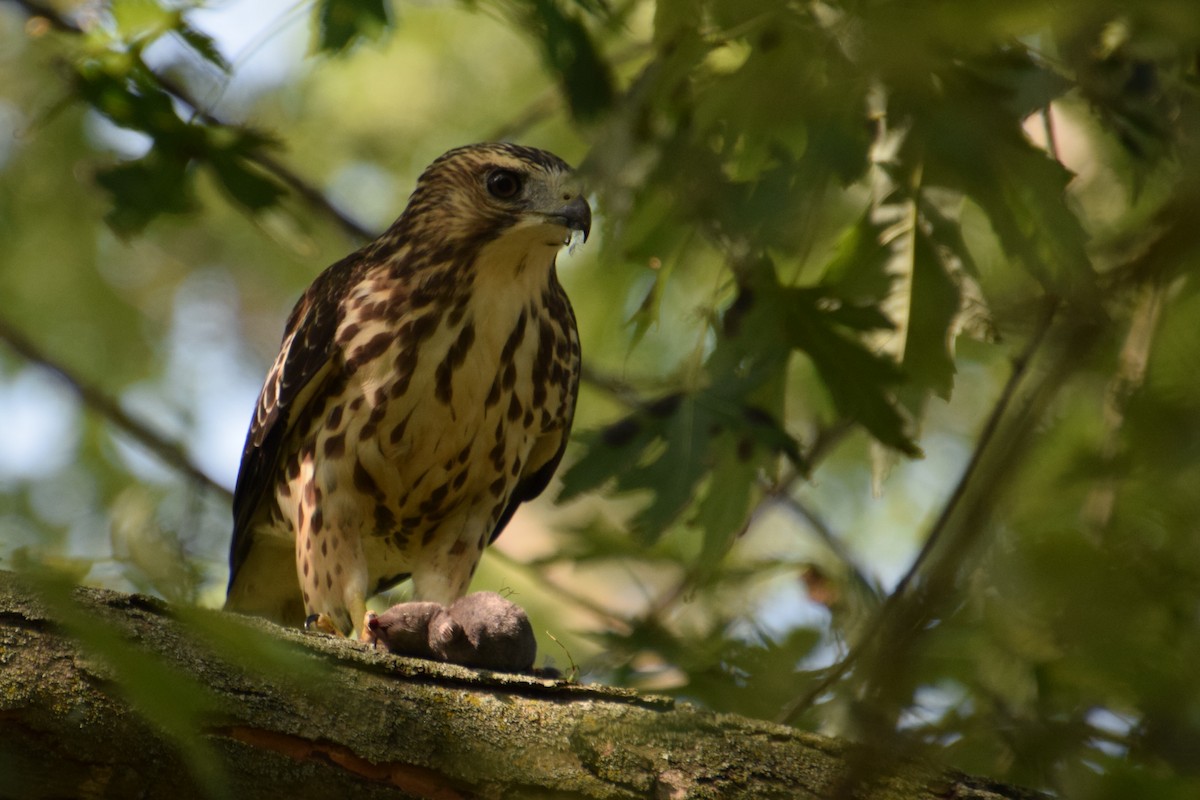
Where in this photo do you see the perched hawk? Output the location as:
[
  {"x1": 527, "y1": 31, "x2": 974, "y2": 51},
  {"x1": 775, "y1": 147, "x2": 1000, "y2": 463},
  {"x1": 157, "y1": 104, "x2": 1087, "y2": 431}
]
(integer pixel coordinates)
[{"x1": 226, "y1": 143, "x2": 588, "y2": 636}]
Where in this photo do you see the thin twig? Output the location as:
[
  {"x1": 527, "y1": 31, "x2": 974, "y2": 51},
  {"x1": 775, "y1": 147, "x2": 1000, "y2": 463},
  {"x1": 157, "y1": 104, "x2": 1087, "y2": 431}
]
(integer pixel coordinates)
[
  {"x1": 9, "y1": 0, "x2": 374, "y2": 243},
  {"x1": 769, "y1": 486, "x2": 883, "y2": 604},
  {"x1": 487, "y1": 548, "x2": 631, "y2": 632},
  {"x1": 11, "y1": 0, "x2": 74, "y2": 31},
  {"x1": 0, "y1": 315, "x2": 233, "y2": 501},
  {"x1": 136, "y1": 75, "x2": 375, "y2": 242},
  {"x1": 778, "y1": 301, "x2": 1060, "y2": 725},
  {"x1": 578, "y1": 363, "x2": 653, "y2": 408}
]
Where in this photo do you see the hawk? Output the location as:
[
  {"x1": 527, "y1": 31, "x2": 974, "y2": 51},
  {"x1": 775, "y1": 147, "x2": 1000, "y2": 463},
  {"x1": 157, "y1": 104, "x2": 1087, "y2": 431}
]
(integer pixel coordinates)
[{"x1": 225, "y1": 143, "x2": 588, "y2": 637}]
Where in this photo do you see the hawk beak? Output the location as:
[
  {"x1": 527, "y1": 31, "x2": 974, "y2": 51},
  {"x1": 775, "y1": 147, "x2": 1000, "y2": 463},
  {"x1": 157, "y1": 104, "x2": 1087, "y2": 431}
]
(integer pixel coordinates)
[{"x1": 549, "y1": 195, "x2": 592, "y2": 243}]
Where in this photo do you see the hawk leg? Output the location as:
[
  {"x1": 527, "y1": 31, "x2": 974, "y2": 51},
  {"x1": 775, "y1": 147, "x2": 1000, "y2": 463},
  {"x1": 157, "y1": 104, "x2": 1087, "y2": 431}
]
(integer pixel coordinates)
[{"x1": 296, "y1": 518, "x2": 369, "y2": 637}]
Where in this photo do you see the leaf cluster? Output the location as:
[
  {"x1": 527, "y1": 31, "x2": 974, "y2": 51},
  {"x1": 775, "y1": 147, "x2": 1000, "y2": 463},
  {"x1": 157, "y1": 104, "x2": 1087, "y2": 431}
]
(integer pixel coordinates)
[{"x1": 4, "y1": 1, "x2": 1200, "y2": 797}]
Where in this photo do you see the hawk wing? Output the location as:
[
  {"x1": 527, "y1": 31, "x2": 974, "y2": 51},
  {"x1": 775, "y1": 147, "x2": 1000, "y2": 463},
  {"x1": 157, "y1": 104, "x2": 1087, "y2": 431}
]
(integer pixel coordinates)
[
  {"x1": 227, "y1": 255, "x2": 357, "y2": 592},
  {"x1": 487, "y1": 431, "x2": 571, "y2": 545},
  {"x1": 487, "y1": 299, "x2": 580, "y2": 545}
]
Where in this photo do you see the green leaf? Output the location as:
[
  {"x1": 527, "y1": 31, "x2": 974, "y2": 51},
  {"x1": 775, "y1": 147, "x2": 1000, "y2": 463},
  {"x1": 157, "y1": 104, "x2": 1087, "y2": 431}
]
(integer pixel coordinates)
[
  {"x1": 208, "y1": 150, "x2": 286, "y2": 213},
  {"x1": 780, "y1": 289, "x2": 919, "y2": 456},
  {"x1": 910, "y1": 83, "x2": 1096, "y2": 303},
  {"x1": 559, "y1": 411, "x2": 660, "y2": 502},
  {"x1": 721, "y1": 261, "x2": 919, "y2": 455},
  {"x1": 110, "y1": 0, "x2": 175, "y2": 44},
  {"x1": 626, "y1": 258, "x2": 674, "y2": 349},
  {"x1": 562, "y1": 390, "x2": 800, "y2": 544},
  {"x1": 902, "y1": 224, "x2": 962, "y2": 398},
  {"x1": 529, "y1": 0, "x2": 614, "y2": 121},
  {"x1": 652, "y1": 0, "x2": 699, "y2": 47},
  {"x1": 957, "y1": 46, "x2": 1071, "y2": 121},
  {"x1": 95, "y1": 152, "x2": 196, "y2": 237},
  {"x1": 74, "y1": 63, "x2": 187, "y2": 139},
  {"x1": 561, "y1": 393, "x2": 708, "y2": 542},
  {"x1": 315, "y1": 0, "x2": 393, "y2": 55},
  {"x1": 694, "y1": 430, "x2": 758, "y2": 569},
  {"x1": 618, "y1": 394, "x2": 711, "y2": 539},
  {"x1": 177, "y1": 24, "x2": 231, "y2": 73},
  {"x1": 822, "y1": 210, "x2": 895, "y2": 304}
]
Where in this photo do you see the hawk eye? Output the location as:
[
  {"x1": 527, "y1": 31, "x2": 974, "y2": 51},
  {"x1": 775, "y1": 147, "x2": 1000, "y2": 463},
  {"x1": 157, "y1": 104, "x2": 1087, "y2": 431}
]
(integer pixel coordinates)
[{"x1": 486, "y1": 169, "x2": 522, "y2": 199}]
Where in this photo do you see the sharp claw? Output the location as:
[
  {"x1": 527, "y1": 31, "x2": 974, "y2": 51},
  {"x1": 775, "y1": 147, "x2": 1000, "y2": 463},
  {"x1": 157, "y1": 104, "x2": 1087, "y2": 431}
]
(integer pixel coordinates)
[
  {"x1": 362, "y1": 610, "x2": 380, "y2": 647},
  {"x1": 304, "y1": 613, "x2": 343, "y2": 636}
]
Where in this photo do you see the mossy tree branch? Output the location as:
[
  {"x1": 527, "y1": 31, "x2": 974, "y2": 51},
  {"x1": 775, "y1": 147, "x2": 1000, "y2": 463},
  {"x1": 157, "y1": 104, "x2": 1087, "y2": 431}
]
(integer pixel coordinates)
[{"x1": 0, "y1": 570, "x2": 1042, "y2": 800}]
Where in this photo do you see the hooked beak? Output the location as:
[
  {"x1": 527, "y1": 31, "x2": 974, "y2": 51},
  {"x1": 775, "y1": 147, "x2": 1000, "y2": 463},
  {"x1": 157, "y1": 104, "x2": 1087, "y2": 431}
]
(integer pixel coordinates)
[{"x1": 548, "y1": 195, "x2": 592, "y2": 242}]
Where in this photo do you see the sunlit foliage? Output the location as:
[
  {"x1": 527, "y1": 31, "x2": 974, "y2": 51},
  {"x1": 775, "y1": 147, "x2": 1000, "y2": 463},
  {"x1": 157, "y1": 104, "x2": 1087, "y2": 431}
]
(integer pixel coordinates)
[{"x1": 2, "y1": 0, "x2": 1199, "y2": 796}]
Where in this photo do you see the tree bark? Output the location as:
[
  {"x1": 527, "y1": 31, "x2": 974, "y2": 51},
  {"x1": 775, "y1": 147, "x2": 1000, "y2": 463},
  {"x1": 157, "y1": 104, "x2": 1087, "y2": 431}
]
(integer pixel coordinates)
[{"x1": 0, "y1": 571, "x2": 1040, "y2": 799}]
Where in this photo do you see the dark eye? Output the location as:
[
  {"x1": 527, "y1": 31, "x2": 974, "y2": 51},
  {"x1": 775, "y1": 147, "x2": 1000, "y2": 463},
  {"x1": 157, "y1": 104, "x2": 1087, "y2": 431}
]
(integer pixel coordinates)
[{"x1": 486, "y1": 169, "x2": 522, "y2": 199}]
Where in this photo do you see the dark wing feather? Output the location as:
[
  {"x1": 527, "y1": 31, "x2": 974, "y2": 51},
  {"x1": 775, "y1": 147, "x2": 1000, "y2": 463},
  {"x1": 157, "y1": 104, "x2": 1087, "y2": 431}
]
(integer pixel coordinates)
[
  {"x1": 488, "y1": 430, "x2": 571, "y2": 545},
  {"x1": 227, "y1": 256, "x2": 357, "y2": 591},
  {"x1": 488, "y1": 357, "x2": 579, "y2": 541},
  {"x1": 490, "y1": 283, "x2": 580, "y2": 543}
]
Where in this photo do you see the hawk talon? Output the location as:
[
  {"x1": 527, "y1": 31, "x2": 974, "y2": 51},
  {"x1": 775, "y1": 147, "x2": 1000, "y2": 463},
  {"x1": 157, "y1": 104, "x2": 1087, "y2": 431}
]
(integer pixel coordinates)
[
  {"x1": 304, "y1": 613, "x2": 343, "y2": 637},
  {"x1": 362, "y1": 610, "x2": 380, "y2": 647}
]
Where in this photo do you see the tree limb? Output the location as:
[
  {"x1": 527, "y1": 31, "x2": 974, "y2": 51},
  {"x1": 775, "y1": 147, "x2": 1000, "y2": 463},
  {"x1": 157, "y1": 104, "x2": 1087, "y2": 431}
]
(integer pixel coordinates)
[
  {"x1": 0, "y1": 570, "x2": 1044, "y2": 800},
  {"x1": 0, "y1": 313, "x2": 233, "y2": 501}
]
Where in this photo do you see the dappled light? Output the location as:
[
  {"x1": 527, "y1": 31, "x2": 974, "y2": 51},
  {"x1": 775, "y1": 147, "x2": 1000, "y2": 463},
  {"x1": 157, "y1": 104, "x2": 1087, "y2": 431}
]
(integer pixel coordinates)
[{"x1": 2, "y1": 0, "x2": 1200, "y2": 796}]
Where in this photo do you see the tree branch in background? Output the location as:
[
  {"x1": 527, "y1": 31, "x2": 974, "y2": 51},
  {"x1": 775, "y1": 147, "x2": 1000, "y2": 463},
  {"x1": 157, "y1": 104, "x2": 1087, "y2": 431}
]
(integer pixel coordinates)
[
  {"x1": 779, "y1": 301, "x2": 1063, "y2": 725},
  {"x1": 10, "y1": 0, "x2": 373, "y2": 242},
  {"x1": 0, "y1": 314, "x2": 232, "y2": 501},
  {"x1": 0, "y1": 570, "x2": 1049, "y2": 800}
]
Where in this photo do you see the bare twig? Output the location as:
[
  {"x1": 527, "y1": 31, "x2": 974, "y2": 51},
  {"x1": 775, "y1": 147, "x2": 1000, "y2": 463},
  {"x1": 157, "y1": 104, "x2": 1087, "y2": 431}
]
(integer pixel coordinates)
[
  {"x1": 779, "y1": 301, "x2": 1063, "y2": 725},
  {"x1": 578, "y1": 363, "x2": 647, "y2": 408},
  {"x1": 769, "y1": 484, "x2": 883, "y2": 605},
  {"x1": 0, "y1": 315, "x2": 233, "y2": 501},
  {"x1": 486, "y1": 547, "x2": 631, "y2": 632}
]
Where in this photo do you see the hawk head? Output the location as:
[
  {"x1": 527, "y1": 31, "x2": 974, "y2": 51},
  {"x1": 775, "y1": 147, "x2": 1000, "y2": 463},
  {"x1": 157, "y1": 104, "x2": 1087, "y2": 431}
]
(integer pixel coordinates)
[{"x1": 396, "y1": 142, "x2": 591, "y2": 254}]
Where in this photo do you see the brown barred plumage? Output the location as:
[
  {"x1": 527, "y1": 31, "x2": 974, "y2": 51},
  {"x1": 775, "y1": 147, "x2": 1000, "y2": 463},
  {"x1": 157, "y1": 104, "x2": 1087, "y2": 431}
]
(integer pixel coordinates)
[{"x1": 225, "y1": 143, "x2": 588, "y2": 635}]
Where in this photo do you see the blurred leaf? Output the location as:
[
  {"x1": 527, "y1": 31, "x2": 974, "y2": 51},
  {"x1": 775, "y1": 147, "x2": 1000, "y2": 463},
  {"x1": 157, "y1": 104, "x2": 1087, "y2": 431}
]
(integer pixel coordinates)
[
  {"x1": 315, "y1": 0, "x2": 393, "y2": 55},
  {"x1": 176, "y1": 24, "x2": 231, "y2": 73},
  {"x1": 20, "y1": 567, "x2": 228, "y2": 796},
  {"x1": 822, "y1": 210, "x2": 895, "y2": 303},
  {"x1": 562, "y1": 389, "x2": 800, "y2": 544},
  {"x1": 1057, "y1": 18, "x2": 1189, "y2": 166},
  {"x1": 729, "y1": 261, "x2": 919, "y2": 455},
  {"x1": 110, "y1": 0, "x2": 175, "y2": 44},
  {"x1": 208, "y1": 149, "x2": 286, "y2": 213},
  {"x1": 691, "y1": 11, "x2": 816, "y2": 167},
  {"x1": 901, "y1": 229, "x2": 961, "y2": 399},
  {"x1": 626, "y1": 258, "x2": 674, "y2": 349},
  {"x1": 652, "y1": 0, "x2": 699, "y2": 47},
  {"x1": 528, "y1": 0, "x2": 614, "y2": 121},
  {"x1": 958, "y1": 46, "x2": 1072, "y2": 121},
  {"x1": 95, "y1": 152, "x2": 196, "y2": 237},
  {"x1": 868, "y1": 178, "x2": 969, "y2": 401},
  {"x1": 783, "y1": 296, "x2": 918, "y2": 456},
  {"x1": 74, "y1": 60, "x2": 189, "y2": 140},
  {"x1": 693, "y1": 430, "x2": 758, "y2": 567},
  {"x1": 173, "y1": 606, "x2": 329, "y2": 691},
  {"x1": 905, "y1": 73, "x2": 1097, "y2": 302}
]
